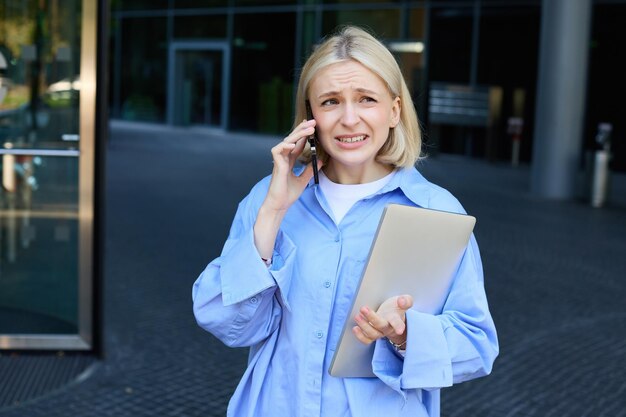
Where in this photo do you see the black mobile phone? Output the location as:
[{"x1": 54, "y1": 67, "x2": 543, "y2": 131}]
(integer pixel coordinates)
[
  {"x1": 305, "y1": 100, "x2": 317, "y2": 139},
  {"x1": 304, "y1": 100, "x2": 320, "y2": 184}
]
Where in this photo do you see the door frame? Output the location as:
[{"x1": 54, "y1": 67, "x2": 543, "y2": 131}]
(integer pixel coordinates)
[
  {"x1": 167, "y1": 41, "x2": 231, "y2": 130},
  {"x1": 0, "y1": 0, "x2": 100, "y2": 350}
]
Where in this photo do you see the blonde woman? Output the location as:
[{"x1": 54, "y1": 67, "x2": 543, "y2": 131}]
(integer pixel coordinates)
[{"x1": 193, "y1": 26, "x2": 498, "y2": 417}]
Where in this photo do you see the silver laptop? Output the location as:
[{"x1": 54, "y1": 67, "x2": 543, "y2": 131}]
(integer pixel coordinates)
[{"x1": 328, "y1": 204, "x2": 476, "y2": 378}]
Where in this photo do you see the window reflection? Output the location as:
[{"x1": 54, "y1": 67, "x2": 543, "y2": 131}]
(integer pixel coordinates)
[
  {"x1": 174, "y1": 15, "x2": 227, "y2": 39},
  {"x1": 392, "y1": 47, "x2": 426, "y2": 120},
  {"x1": 0, "y1": 0, "x2": 81, "y2": 337},
  {"x1": 235, "y1": 0, "x2": 296, "y2": 4},
  {"x1": 231, "y1": 13, "x2": 296, "y2": 133},
  {"x1": 322, "y1": 9, "x2": 401, "y2": 39},
  {"x1": 410, "y1": 8, "x2": 426, "y2": 39},
  {"x1": 321, "y1": 0, "x2": 401, "y2": 3},
  {"x1": 174, "y1": 0, "x2": 228, "y2": 8},
  {"x1": 429, "y1": 7, "x2": 473, "y2": 84},
  {"x1": 112, "y1": 0, "x2": 169, "y2": 11},
  {"x1": 0, "y1": 156, "x2": 79, "y2": 334},
  {"x1": 118, "y1": 17, "x2": 168, "y2": 122},
  {"x1": 1, "y1": 1, "x2": 81, "y2": 148}
]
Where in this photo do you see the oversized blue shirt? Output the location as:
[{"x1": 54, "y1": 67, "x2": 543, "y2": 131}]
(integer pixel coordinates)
[{"x1": 192, "y1": 167, "x2": 498, "y2": 417}]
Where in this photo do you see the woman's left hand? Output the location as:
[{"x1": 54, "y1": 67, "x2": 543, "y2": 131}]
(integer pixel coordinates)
[{"x1": 352, "y1": 295, "x2": 414, "y2": 347}]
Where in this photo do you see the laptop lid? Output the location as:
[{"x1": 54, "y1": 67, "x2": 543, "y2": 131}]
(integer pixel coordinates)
[{"x1": 328, "y1": 204, "x2": 476, "y2": 378}]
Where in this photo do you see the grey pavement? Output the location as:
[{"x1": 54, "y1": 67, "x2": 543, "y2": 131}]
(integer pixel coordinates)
[{"x1": 1, "y1": 121, "x2": 625, "y2": 416}]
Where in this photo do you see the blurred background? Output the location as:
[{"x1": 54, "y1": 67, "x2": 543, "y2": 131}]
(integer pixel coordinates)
[{"x1": 0, "y1": 1, "x2": 625, "y2": 416}]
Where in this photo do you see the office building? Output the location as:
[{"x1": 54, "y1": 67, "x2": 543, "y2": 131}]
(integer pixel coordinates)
[{"x1": 0, "y1": 0, "x2": 624, "y2": 351}]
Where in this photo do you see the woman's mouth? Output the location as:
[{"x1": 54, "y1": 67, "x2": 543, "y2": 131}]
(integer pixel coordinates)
[{"x1": 336, "y1": 135, "x2": 367, "y2": 143}]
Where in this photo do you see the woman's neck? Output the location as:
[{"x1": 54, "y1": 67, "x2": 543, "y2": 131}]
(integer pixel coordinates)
[{"x1": 323, "y1": 161, "x2": 394, "y2": 185}]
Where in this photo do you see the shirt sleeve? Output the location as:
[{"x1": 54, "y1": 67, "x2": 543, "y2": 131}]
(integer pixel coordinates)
[
  {"x1": 192, "y1": 179, "x2": 298, "y2": 348},
  {"x1": 371, "y1": 235, "x2": 499, "y2": 392}
]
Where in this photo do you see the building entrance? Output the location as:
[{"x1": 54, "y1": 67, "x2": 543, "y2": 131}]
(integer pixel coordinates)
[{"x1": 167, "y1": 42, "x2": 230, "y2": 130}]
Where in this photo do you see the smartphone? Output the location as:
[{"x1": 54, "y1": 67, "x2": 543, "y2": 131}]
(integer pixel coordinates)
[{"x1": 305, "y1": 100, "x2": 320, "y2": 184}]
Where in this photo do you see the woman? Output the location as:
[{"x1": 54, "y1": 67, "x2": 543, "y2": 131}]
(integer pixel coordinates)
[{"x1": 193, "y1": 26, "x2": 498, "y2": 417}]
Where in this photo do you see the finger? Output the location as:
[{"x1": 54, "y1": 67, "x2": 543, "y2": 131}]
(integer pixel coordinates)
[
  {"x1": 270, "y1": 146, "x2": 299, "y2": 176},
  {"x1": 355, "y1": 312, "x2": 384, "y2": 340},
  {"x1": 352, "y1": 326, "x2": 374, "y2": 345},
  {"x1": 283, "y1": 121, "x2": 315, "y2": 144},
  {"x1": 387, "y1": 314, "x2": 407, "y2": 336},
  {"x1": 291, "y1": 136, "x2": 307, "y2": 157},
  {"x1": 360, "y1": 306, "x2": 390, "y2": 333},
  {"x1": 271, "y1": 142, "x2": 297, "y2": 159}
]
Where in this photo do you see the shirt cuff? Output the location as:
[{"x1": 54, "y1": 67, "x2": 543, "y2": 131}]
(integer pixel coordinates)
[
  {"x1": 220, "y1": 227, "x2": 296, "y2": 312},
  {"x1": 371, "y1": 337, "x2": 405, "y2": 396},
  {"x1": 400, "y1": 309, "x2": 453, "y2": 390}
]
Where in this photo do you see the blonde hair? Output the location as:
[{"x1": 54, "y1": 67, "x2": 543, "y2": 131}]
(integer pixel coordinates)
[{"x1": 295, "y1": 26, "x2": 422, "y2": 168}]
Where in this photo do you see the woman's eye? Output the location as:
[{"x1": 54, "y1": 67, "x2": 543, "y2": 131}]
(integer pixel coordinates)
[
  {"x1": 361, "y1": 96, "x2": 377, "y2": 103},
  {"x1": 321, "y1": 99, "x2": 338, "y2": 106}
]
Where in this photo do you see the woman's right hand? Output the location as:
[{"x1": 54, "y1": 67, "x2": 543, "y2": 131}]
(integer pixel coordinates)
[
  {"x1": 253, "y1": 119, "x2": 322, "y2": 260},
  {"x1": 264, "y1": 119, "x2": 320, "y2": 212}
]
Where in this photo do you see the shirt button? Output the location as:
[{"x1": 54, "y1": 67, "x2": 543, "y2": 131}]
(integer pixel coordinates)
[
  {"x1": 250, "y1": 297, "x2": 258, "y2": 304},
  {"x1": 334, "y1": 235, "x2": 340, "y2": 242},
  {"x1": 316, "y1": 331, "x2": 324, "y2": 339},
  {"x1": 324, "y1": 281, "x2": 331, "y2": 288}
]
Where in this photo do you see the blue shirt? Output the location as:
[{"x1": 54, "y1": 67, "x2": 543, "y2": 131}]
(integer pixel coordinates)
[{"x1": 192, "y1": 167, "x2": 498, "y2": 417}]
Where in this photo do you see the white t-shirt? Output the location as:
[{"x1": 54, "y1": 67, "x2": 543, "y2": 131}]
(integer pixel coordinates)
[{"x1": 319, "y1": 169, "x2": 396, "y2": 224}]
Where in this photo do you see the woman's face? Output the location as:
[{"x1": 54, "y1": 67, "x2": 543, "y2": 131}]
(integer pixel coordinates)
[{"x1": 308, "y1": 60, "x2": 400, "y2": 183}]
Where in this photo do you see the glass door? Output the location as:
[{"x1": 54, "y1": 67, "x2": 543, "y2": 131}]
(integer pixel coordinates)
[
  {"x1": 174, "y1": 50, "x2": 223, "y2": 127},
  {"x1": 167, "y1": 41, "x2": 230, "y2": 130},
  {"x1": 0, "y1": 0, "x2": 97, "y2": 349}
]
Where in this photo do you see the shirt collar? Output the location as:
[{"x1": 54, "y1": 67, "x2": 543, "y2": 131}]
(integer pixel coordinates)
[
  {"x1": 304, "y1": 165, "x2": 431, "y2": 208},
  {"x1": 375, "y1": 167, "x2": 431, "y2": 208}
]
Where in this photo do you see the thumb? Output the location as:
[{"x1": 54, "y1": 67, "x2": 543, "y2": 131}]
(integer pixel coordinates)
[{"x1": 397, "y1": 295, "x2": 413, "y2": 310}]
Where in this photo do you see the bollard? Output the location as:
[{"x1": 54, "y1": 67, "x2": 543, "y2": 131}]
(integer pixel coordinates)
[
  {"x1": 591, "y1": 150, "x2": 610, "y2": 208},
  {"x1": 507, "y1": 117, "x2": 524, "y2": 166},
  {"x1": 590, "y1": 123, "x2": 612, "y2": 208}
]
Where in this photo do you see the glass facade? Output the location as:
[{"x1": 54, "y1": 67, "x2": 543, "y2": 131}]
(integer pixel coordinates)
[
  {"x1": 0, "y1": 0, "x2": 99, "y2": 349},
  {"x1": 110, "y1": 3, "x2": 428, "y2": 135},
  {"x1": 108, "y1": 1, "x2": 626, "y2": 171}
]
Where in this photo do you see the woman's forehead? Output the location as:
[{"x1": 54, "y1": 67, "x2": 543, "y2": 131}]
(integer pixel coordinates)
[{"x1": 309, "y1": 61, "x2": 387, "y2": 95}]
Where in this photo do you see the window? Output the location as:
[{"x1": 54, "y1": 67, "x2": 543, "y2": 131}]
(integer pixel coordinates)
[
  {"x1": 173, "y1": 14, "x2": 227, "y2": 38},
  {"x1": 428, "y1": 7, "x2": 473, "y2": 83},
  {"x1": 230, "y1": 13, "x2": 296, "y2": 134},
  {"x1": 119, "y1": 17, "x2": 168, "y2": 122},
  {"x1": 322, "y1": 9, "x2": 401, "y2": 39}
]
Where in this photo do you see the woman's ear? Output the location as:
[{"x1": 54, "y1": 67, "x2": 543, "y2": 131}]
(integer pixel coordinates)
[{"x1": 389, "y1": 96, "x2": 401, "y2": 128}]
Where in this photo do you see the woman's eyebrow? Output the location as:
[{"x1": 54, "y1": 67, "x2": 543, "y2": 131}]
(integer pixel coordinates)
[
  {"x1": 355, "y1": 88, "x2": 379, "y2": 96},
  {"x1": 317, "y1": 88, "x2": 379, "y2": 99},
  {"x1": 317, "y1": 91, "x2": 340, "y2": 99}
]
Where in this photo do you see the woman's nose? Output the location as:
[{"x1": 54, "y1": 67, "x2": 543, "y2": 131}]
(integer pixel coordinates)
[{"x1": 340, "y1": 103, "x2": 359, "y2": 126}]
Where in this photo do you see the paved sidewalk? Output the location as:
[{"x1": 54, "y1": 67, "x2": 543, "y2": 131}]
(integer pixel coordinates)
[{"x1": 1, "y1": 121, "x2": 624, "y2": 416}]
